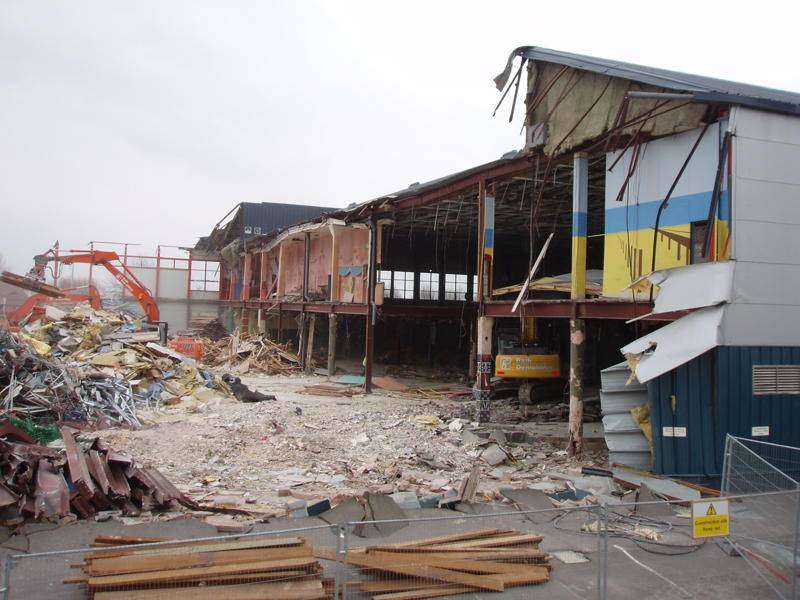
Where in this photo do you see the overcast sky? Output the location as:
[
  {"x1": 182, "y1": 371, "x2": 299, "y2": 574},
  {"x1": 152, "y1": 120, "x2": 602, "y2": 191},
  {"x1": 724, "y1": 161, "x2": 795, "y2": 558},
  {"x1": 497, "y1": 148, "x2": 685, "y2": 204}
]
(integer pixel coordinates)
[{"x1": 2, "y1": 0, "x2": 799, "y2": 275}]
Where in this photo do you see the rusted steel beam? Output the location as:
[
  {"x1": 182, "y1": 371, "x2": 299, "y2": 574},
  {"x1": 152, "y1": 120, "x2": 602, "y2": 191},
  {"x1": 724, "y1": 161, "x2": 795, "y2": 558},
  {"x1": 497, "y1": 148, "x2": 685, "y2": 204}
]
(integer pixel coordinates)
[
  {"x1": 482, "y1": 300, "x2": 685, "y2": 321},
  {"x1": 380, "y1": 304, "x2": 475, "y2": 318},
  {"x1": 392, "y1": 157, "x2": 535, "y2": 212},
  {"x1": 0, "y1": 271, "x2": 64, "y2": 297}
]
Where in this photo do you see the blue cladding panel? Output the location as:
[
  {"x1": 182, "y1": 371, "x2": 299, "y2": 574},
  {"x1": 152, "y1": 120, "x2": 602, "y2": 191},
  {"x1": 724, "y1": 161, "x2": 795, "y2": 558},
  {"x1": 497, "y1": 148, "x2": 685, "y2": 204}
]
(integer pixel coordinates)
[
  {"x1": 649, "y1": 347, "x2": 800, "y2": 481},
  {"x1": 240, "y1": 202, "x2": 337, "y2": 239}
]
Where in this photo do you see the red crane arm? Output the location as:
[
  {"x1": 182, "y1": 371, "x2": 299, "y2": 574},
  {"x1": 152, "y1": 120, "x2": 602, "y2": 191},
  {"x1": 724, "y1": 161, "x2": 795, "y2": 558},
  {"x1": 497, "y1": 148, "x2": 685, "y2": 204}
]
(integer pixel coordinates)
[{"x1": 54, "y1": 252, "x2": 160, "y2": 323}]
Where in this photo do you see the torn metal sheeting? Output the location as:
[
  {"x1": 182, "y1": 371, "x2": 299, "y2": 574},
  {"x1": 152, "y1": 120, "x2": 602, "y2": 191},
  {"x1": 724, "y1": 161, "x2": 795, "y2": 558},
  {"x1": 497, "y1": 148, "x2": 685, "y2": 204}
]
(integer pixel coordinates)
[
  {"x1": 622, "y1": 305, "x2": 724, "y2": 383},
  {"x1": 644, "y1": 261, "x2": 734, "y2": 315},
  {"x1": 0, "y1": 425, "x2": 190, "y2": 522}
]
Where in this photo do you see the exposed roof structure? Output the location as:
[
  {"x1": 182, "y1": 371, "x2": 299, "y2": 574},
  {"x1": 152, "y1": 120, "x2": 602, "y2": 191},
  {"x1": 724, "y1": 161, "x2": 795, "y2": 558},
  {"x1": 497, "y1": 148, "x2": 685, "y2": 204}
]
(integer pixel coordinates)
[{"x1": 497, "y1": 46, "x2": 800, "y2": 115}]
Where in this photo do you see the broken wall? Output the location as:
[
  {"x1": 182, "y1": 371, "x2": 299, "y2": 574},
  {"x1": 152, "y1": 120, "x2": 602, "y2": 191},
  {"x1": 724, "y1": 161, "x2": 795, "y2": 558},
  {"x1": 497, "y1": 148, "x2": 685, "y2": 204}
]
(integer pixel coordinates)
[
  {"x1": 308, "y1": 234, "x2": 332, "y2": 300},
  {"x1": 334, "y1": 227, "x2": 368, "y2": 303},
  {"x1": 281, "y1": 240, "x2": 305, "y2": 296},
  {"x1": 602, "y1": 121, "x2": 726, "y2": 297}
]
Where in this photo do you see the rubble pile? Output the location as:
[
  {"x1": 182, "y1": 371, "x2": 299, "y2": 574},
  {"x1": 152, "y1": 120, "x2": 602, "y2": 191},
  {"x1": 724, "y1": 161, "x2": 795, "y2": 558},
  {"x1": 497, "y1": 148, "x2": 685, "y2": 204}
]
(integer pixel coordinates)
[
  {"x1": 198, "y1": 317, "x2": 229, "y2": 341},
  {"x1": 1, "y1": 303, "x2": 224, "y2": 428},
  {"x1": 201, "y1": 331, "x2": 301, "y2": 375},
  {"x1": 0, "y1": 423, "x2": 194, "y2": 523},
  {"x1": 97, "y1": 374, "x2": 608, "y2": 514}
]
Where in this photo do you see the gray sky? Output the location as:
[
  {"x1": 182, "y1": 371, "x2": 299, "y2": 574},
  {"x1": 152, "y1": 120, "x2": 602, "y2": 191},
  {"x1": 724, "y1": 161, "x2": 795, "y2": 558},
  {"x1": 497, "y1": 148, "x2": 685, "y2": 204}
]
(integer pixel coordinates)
[{"x1": 2, "y1": 0, "x2": 799, "y2": 274}]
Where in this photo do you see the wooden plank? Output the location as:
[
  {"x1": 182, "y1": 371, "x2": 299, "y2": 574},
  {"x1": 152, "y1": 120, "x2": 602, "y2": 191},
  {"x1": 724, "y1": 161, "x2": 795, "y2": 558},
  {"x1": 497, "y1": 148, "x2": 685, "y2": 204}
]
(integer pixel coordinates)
[
  {"x1": 372, "y1": 529, "x2": 513, "y2": 550},
  {"x1": 360, "y1": 579, "x2": 446, "y2": 593},
  {"x1": 85, "y1": 536, "x2": 304, "y2": 560},
  {"x1": 425, "y1": 534, "x2": 543, "y2": 550},
  {"x1": 87, "y1": 545, "x2": 313, "y2": 576},
  {"x1": 411, "y1": 557, "x2": 549, "y2": 584},
  {"x1": 370, "y1": 554, "x2": 536, "y2": 575},
  {"x1": 345, "y1": 553, "x2": 505, "y2": 592},
  {"x1": 312, "y1": 546, "x2": 337, "y2": 561},
  {"x1": 368, "y1": 548, "x2": 548, "y2": 560},
  {"x1": 87, "y1": 557, "x2": 318, "y2": 590},
  {"x1": 93, "y1": 579, "x2": 326, "y2": 600},
  {"x1": 91, "y1": 535, "x2": 167, "y2": 547},
  {"x1": 373, "y1": 585, "x2": 475, "y2": 600}
]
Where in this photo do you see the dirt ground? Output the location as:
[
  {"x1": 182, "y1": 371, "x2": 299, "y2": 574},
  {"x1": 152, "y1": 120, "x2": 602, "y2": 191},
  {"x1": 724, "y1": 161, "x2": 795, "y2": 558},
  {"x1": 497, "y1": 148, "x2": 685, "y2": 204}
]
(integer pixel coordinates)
[{"x1": 94, "y1": 370, "x2": 607, "y2": 515}]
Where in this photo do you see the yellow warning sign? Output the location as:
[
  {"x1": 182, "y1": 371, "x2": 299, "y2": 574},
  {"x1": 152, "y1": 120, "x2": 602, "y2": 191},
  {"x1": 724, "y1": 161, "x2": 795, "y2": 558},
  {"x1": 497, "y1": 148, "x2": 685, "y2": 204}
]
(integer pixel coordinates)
[{"x1": 692, "y1": 499, "x2": 729, "y2": 538}]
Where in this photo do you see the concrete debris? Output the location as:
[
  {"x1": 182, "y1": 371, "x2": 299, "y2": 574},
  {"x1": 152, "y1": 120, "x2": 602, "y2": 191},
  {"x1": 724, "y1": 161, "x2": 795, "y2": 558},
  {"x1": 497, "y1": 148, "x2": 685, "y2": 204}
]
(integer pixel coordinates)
[
  {"x1": 480, "y1": 443, "x2": 510, "y2": 466},
  {"x1": 448, "y1": 418, "x2": 466, "y2": 432},
  {"x1": 93, "y1": 371, "x2": 610, "y2": 514},
  {"x1": 500, "y1": 487, "x2": 555, "y2": 512},
  {"x1": 551, "y1": 550, "x2": 589, "y2": 564}
]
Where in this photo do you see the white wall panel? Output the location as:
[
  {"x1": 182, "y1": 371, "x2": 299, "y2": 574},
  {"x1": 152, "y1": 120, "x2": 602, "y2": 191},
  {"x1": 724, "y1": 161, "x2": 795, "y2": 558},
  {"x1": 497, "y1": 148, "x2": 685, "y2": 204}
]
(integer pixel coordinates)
[
  {"x1": 733, "y1": 220, "x2": 800, "y2": 265},
  {"x1": 734, "y1": 178, "x2": 800, "y2": 225}
]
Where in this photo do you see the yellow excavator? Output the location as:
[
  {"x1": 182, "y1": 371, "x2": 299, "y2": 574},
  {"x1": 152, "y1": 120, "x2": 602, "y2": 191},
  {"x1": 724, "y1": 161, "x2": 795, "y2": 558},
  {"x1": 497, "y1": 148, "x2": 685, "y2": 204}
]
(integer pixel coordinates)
[{"x1": 494, "y1": 318, "x2": 563, "y2": 408}]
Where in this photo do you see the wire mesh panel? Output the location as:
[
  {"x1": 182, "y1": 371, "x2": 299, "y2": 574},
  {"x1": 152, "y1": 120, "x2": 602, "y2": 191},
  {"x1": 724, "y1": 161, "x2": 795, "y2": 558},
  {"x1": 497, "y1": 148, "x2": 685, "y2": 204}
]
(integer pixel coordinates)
[
  {"x1": 341, "y1": 506, "x2": 598, "y2": 600},
  {"x1": 5, "y1": 524, "x2": 339, "y2": 600},
  {"x1": 722, "y1": 435, "x2": 800, "y2": 599},
  {"x1": 723, "y1": 435, "x2": 800, "y2": 494}
]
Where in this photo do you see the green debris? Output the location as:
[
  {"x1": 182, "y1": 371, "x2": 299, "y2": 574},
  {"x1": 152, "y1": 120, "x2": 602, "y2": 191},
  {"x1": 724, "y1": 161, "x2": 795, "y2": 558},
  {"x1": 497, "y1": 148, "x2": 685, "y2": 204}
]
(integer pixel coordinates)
[{"x1": 10, "y1": 417, "x2": 61, "y2": 445}]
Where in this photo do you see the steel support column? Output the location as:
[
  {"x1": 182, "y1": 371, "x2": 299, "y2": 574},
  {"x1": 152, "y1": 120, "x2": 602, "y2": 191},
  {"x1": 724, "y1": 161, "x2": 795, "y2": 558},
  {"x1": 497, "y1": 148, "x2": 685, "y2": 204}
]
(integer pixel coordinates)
[
  {"x1": 475, "y1": 316, "x2": 494, "y2": 422},
  {"x1": 328, "y1": 314, "x2": 338, "y2": 377},
  {"x1": 568, "y1": 152, "x2": 588, "y2": 456},
  {"x1": 364, "y1": 218, "x2": 377, "y2": 393}
]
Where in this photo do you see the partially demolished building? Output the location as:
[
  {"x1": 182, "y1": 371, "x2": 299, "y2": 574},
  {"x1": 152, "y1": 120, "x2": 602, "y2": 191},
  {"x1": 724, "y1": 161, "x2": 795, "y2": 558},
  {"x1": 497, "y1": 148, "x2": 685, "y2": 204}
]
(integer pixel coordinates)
[{"x1": 203, "y1": 47, "x2": 800, "y2": 482}]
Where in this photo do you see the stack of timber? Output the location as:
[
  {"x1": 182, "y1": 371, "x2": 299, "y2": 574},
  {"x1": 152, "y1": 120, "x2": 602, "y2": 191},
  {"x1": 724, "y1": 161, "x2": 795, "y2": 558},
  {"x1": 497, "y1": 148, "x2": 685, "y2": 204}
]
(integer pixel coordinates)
[
  {"x1": 343, "y1": 528, "x2": 551, "y2": 599},
  {"x1": 65, "y1": 535, "x2": 329, "y2": 599}
]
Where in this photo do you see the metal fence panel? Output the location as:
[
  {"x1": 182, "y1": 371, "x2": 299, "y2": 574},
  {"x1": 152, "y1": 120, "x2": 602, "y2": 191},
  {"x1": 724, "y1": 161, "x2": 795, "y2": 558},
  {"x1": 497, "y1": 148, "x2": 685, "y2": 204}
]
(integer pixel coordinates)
[
  {"x1": 4, "y1": 524, "x2": 339, "y2": 600},
  {"x1": 722, "y1": 435, "x2": 800, "y2": 599},
  {"x1": 5, "y1": 483, "x2": 800, "y2": 599}
]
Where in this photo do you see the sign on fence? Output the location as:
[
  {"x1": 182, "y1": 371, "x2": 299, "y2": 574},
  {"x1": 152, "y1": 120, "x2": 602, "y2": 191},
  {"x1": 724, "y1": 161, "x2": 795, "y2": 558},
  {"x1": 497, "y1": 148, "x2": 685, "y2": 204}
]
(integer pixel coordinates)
[{"x1": 692, "y1": 499, "x2": 730, "y2": 538}]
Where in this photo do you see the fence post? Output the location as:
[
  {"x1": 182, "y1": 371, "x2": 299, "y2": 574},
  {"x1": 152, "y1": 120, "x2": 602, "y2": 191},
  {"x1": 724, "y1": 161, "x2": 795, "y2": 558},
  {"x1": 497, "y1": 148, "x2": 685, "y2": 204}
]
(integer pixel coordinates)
[
  {"x1": 334, "y1": 523, "x2": 350, "y2": 599},
  {"x1": 793, "y1": 490, "x2": 800, "y2": 600},
  {"x1": 595, "y1": 503, "x2": 608, "y2": 600},
  {"x1": 601, "y1": 502, "x2": 609, "y2": 600},
  {"x1": 341, "y1": 523, "x2": 351, "y2": 600},
  {"x1": 3, "y1": 555, "x2": 12, "y2": 600},
  {"x1": 721, "y1": 434, "x2": 734, "y2": 494}
]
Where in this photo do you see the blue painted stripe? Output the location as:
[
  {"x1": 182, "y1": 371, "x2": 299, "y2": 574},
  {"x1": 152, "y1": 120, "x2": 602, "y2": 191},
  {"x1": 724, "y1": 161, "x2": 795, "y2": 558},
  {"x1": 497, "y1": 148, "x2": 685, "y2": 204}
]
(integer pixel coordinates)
[
  {"x1": 572, "y1": 212, "x2": 587, "y2": 237},
  {"x1": 605, "y1": 190, "x2": 729, "y2": 234},
  {"x1": 483, "y1": 228, "x2": 494, "y2": 249}
]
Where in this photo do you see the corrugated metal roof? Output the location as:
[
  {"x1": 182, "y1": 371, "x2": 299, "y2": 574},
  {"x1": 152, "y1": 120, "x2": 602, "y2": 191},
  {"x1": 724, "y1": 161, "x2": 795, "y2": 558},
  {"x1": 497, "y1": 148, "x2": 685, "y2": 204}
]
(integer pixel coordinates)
[
  {"x1": 501, "y1": 46, "x2": 800, "y2": 115},
  {"x1": 240, "y1": 202, "x2": 337, "y2": 237}
]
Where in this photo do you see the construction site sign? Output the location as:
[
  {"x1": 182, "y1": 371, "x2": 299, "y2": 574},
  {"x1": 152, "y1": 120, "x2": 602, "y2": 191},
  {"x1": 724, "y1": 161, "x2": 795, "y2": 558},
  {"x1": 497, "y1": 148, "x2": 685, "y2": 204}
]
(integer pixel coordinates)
[{"x1": 692, "y1": 499, "x2": 730, "y2": 538}]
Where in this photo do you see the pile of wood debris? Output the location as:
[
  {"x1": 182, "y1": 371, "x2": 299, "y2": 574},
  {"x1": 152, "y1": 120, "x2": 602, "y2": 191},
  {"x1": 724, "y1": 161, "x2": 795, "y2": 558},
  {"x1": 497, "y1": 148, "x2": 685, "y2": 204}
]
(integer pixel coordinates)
[
  {"x1": 0, "y1": 423, "x2": 195, "y2": 522},
  {"x1": 201, "y1": 331, "x2": 301, "y2": 376},
  {"x1": 333, "y1": 527, "x2": 551, "y2": 597},
  {"x1": 66, "y1": 534, "x2": 327, "y2": 599},
  {"x1": 66, "y1": 528, "x2": 550, "y2": 599}
]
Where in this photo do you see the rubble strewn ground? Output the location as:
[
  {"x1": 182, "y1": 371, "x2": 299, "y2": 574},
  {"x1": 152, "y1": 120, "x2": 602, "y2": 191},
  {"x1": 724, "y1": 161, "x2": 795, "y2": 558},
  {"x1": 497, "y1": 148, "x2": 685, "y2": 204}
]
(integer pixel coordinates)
[
  {"x1": 2, "y1": 304, "x2": 609, "y2": 526},
  {"x1": 95, "y1": 370, "x2": 608, "y2": 516}
]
